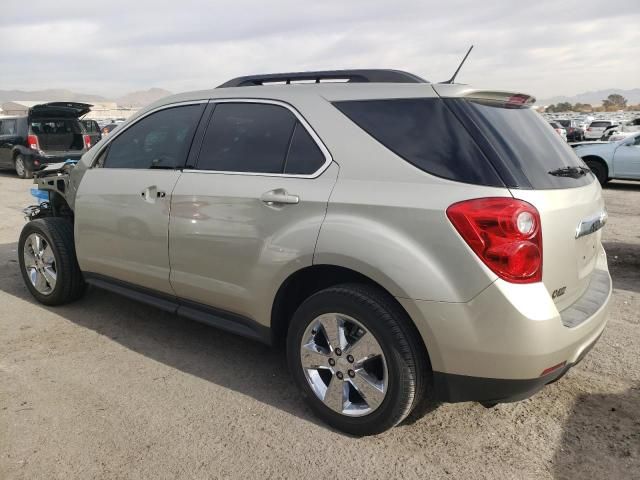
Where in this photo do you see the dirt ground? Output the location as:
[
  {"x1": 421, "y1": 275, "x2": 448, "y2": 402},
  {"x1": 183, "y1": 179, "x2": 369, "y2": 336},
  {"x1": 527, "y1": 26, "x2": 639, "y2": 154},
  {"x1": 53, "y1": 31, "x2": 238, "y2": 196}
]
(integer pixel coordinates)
[{"x1": 0, "y1": 171, "x2": 638, "y2": 480}]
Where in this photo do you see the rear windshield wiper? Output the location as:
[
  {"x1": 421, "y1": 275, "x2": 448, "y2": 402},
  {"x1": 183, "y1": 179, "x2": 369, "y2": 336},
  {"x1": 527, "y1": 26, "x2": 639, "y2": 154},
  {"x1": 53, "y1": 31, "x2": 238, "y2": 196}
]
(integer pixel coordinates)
[{"x1": 548, "y1": 166, "x2": 590, "y2": 178}]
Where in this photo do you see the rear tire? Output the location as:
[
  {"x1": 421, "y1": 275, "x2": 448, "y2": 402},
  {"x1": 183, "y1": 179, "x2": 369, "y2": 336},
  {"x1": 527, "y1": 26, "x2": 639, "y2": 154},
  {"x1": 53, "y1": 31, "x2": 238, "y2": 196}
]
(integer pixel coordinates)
[
  {"x1": 14, "y1": 154, "x2": 33, "y2": 179},
  {"x1": 585, "y1": 159, "x2": 608, "y2": 185},
  {"x1": 18, "y1": 218, "x2": 85, "y2": 306},
  {"x1": 287, "y1": 283, "x2": 429, "y2": 436}
]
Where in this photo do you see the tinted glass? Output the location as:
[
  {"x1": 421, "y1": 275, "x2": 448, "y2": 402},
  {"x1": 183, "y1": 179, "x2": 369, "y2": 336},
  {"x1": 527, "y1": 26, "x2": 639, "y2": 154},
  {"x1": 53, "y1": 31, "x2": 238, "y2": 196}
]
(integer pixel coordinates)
[
  {"x1": 284, "y1": 122, "x2": 326, "y2": 174},
  {"x1": 447, "y1": 99, "x2": 592, "y2": 189},
  {"x1": 590, "y1": 121, "x2": 611, "y2": 127},
  {"x1": 103, "y1": 105, "x2": 202, "y2": 169},
  {"x1": 334, "y1": 98, "x2": 503, "y2": 186},
  {"x1": 556, "y1": 120, "x2": 570, "y2": 127},
  {"x1": 82, "y1": 120, "x2": 99, "y2": 133},
  {"x1": 0, "y1": 119, "x2": 17, "y2": 135},
  {"x1": 30, "y1": 119, "x2": 81, "y2": 134},
  {"x1": 197, "y1": 103, "x2": 296, "y2": 173}
]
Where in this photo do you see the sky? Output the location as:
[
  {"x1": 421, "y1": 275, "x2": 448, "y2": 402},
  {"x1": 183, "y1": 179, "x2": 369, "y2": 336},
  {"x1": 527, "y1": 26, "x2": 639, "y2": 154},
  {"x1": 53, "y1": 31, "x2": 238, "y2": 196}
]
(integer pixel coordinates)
[{"x1": 1, "y1": 0, "x2": 638, "y2": 100}]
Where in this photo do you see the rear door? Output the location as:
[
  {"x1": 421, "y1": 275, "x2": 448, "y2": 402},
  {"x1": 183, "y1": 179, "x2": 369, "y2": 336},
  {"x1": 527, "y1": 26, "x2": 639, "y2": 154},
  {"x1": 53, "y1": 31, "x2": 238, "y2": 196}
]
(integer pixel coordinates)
[
  {"x1": 0, "y1": 119, "x2": 19, "y2": 167},
  {"x1": 169, "y1": 100, "x2": 337, "y2": 322},
  {"x1": 74, "y1": 102, "x2": 205, "y2": 294},
  {"x1": 612, "y1": 134, "x2": 640, "y2": 178}
]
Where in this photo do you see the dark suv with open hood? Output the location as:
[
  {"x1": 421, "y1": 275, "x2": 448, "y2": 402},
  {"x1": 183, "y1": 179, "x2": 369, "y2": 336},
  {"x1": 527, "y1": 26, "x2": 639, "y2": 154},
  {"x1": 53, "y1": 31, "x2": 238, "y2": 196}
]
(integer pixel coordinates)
[{"x1": 0, "y1": 102, "x2": 93, "y2": 178}]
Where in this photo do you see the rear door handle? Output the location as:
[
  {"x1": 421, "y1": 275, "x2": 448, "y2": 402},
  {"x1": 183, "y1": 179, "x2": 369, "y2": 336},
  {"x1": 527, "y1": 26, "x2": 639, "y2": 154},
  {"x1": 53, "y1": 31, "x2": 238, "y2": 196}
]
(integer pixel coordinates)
[{"x1": 260, "y1": 189, "x2": 299, "y2": 205}]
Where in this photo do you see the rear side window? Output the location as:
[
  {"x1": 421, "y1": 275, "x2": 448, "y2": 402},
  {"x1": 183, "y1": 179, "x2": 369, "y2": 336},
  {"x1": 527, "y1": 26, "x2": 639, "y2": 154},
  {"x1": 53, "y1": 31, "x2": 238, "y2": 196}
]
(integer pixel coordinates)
[
  {"x1": 0, "y1": 119, "x2": 17, "y2": 135},
  {"x1": 101, "y1": 104, "x2": 203, "y2": 169},
  {"x1": 196, "y1": 102, "x2": 326, "y2": 175},
  {"x1": 333, "y1": 98, "x2": 503, "y2": 186},
  {"x1": 590, "y1": 121, "x2": 611, "y2": 127}
]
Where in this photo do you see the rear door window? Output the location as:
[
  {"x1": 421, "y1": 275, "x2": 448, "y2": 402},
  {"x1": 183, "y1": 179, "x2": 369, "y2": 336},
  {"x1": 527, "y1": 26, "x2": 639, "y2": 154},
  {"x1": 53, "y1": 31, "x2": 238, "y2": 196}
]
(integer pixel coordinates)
[
  {"x1": 333, "y1": 98, "x2": 503, "y2": 186},
  {"x1": 196, "y1": 103, "x2": 296, "y2": 174},
  {"x1": 590, "y1": 121, "x2": 611, "y2": 128},
  {"x1": 100, "y1": 104, "x2": 203, "y2": 169}
]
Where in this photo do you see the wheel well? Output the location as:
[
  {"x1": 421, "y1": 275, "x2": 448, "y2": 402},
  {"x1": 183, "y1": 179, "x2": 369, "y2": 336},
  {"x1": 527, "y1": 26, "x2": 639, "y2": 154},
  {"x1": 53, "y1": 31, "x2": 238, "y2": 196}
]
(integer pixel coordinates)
[
  {"x1": 583, "y1": 155, "x2": 608, "y2": 175},
  {"x1": 270, "y1": 265, "x2": 429, "y2": 362}
]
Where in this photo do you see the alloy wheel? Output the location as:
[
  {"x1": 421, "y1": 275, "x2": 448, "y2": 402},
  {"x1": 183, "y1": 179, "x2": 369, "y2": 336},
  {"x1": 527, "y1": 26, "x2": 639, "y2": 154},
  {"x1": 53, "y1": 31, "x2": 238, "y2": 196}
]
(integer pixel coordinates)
[
  {"x1": 300, "y1": 313, "x2": 388, "y2": 417},
  {"x1": 23, "y1": 233, "x2": 57, "y2": 295}
]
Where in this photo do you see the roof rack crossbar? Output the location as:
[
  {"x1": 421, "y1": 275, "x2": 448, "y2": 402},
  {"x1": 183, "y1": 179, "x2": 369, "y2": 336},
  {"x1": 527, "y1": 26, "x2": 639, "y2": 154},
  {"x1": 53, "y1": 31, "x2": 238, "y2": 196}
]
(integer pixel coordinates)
[{"x1": 217, "y1": 69, "x2": 428, "y2": 88}]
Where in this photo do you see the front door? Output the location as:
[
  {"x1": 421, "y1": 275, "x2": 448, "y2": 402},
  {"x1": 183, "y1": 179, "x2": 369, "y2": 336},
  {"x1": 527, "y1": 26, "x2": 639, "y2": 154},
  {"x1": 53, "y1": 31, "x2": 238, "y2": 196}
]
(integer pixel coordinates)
[
  {"x1": 169, "y1": 101, "x2": 337, "y2": 324},
  {"x1": 74, "y1": 103, "x2": 205, "y2": 294},
  {"x1": 613, "y1": 135, "x2": 640, "y2": 178}
]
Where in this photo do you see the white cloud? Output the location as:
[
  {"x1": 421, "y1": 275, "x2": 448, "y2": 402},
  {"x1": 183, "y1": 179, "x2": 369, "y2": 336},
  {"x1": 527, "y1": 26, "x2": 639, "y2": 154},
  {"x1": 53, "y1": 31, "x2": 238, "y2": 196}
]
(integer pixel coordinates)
[{"x1": 0, "y1": 0, "x2": 638, "y2": 98}]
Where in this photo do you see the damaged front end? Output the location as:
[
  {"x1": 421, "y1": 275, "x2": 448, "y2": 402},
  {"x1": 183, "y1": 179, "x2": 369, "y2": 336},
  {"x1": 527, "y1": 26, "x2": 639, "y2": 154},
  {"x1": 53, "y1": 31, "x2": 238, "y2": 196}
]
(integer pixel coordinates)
[{"x1": 23, "y1": 160, "x2": 78, "y2": 222}]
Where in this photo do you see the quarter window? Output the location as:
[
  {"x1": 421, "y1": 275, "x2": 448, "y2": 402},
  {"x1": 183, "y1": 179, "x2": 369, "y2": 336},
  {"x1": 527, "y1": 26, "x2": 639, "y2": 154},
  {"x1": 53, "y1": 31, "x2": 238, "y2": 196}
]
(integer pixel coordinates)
[
  {"x1": 101, "y1": 104, "x2": 203, "y2": 169},
  {"x1": 0, "y1": 119, "x2": 17, "y2": 135},
  {"x1": 284, "y1": 123, "x2": 326, "y2": 175}
]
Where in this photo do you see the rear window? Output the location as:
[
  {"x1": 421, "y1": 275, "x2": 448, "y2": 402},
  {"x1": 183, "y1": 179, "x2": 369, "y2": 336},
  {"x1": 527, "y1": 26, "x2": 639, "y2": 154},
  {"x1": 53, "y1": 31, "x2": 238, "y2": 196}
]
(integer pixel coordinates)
[
  {"x1": 590, "y1": 121, "x2": 611, "y2": 127},
  {"x1": 446, "y1": 99, "x2": 593, "y2": 189},
  {"x1": 333, "y1": 98, "x2": 503, "y2": 186},
  {"x1": 30, "y1": 119, "x2": 81, "y2": 135},
  {"x1": 556, "y1": 120, "x2": 569, "y2": 127}
]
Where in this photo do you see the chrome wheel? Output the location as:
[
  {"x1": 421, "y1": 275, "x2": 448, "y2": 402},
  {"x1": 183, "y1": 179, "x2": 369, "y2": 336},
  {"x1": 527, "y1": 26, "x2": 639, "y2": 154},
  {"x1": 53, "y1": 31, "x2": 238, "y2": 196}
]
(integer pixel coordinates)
[
  {"x1": 23, "y1": 233, "x2": 57, "y2": 295},
  {"x1": 15, "y1": 156, "x2": 26, "y2": 177},
  {"x1": 300, "y1": 313, "x2": 387, "y2": 417}
]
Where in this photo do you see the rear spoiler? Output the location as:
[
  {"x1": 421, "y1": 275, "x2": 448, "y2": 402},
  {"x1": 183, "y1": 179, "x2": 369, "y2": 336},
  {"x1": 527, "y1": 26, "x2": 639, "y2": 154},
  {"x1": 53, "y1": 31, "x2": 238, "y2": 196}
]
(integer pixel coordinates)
[{"x1": 432, "y1": 85, "x2": 536, "y2": 107}]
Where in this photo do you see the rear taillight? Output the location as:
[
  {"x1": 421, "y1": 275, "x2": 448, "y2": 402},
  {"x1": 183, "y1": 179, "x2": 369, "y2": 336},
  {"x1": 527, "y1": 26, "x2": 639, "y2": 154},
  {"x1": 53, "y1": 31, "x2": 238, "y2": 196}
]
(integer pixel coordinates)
[
  {"x1": 554, "y1": 128, "x2": 562, "y2": 135},
  {"x1": 83, "y1": 134, "x2": 91, "y2": 149},
  {"x1": 587, "y1": 127, "x2": 592, "y2": 131},
  {"x1": 446, "y1": 198, "x2": 542, "y2": 284},
  {"x1": 27, "y1": 134, "x2": 40, "y2": 150}
]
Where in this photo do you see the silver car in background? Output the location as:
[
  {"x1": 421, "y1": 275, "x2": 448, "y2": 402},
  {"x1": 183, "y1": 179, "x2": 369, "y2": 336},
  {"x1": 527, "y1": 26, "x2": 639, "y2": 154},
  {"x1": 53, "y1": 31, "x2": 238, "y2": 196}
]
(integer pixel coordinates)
[
  {"x1": 19, "y1": 69, "x2": 611, "y2": 435},
  {"x1": 573, "y1": 132, "x2": 640, "y2": 184}
]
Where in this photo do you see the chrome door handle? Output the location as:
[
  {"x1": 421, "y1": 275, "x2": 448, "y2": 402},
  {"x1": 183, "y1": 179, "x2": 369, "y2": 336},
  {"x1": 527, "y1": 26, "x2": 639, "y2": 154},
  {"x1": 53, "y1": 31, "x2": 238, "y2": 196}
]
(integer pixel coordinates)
[{"x1": 260, "y1": 189, "x2": 299, "y2": 205}]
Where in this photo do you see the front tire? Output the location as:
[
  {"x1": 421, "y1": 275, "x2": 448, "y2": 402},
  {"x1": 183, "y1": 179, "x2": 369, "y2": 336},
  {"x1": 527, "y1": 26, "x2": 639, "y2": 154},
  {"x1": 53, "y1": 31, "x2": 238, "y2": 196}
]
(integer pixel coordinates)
[
  {"x1": 287, "y1": 283, "x2": 429, "y2": 436},
  {"x1": 14, "y1": 154, "x2": 33, "y2": 179},
  {"x1": 18, "y1": 218, "x2": 85, "y2": 306},
  {"x1": 585, "y1": 160, "x2": 608, "y2": 185}
]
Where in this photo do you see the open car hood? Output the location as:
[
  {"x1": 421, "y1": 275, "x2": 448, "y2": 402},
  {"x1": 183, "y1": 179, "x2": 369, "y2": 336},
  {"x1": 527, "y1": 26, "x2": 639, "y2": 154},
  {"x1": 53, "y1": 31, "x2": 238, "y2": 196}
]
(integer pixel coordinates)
[{"x1": 29, "y1": 102, "x2": 92, "y2": 118}]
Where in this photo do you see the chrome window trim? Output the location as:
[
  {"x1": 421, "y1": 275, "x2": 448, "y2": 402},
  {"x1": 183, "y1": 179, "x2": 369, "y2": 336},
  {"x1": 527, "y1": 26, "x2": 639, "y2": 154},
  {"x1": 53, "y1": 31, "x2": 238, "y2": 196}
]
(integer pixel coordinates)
[
  {"x1": 182, "y1": 98, "x2": 334, "y2": 179},
  {"x1": 90, "y1": 100, "x2": 209, "y2": 168}
]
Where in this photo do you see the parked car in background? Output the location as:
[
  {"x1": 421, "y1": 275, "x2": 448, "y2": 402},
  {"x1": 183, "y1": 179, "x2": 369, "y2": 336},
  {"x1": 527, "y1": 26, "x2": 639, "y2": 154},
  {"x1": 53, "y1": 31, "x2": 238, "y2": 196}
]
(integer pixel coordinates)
[
  {"x1": 585, "y1": 120, "x2": 614, "y2": 140},
  {"x1": 0, "y1": 102, "x2": 92, "y2": 178},
  {"x1": 600, "y1": 124, "x2": 620, "y2": 141},
  {"x1": 548, "y1": 121, "x2": 568, "y2": 141},
  {"x1": 80, "y1": 119, "x2": 102, "y2": 148},
  {"x1": 100, "y1": 122, "x2": 121, "y2": 137},
  {"x1": 572, "y1": 132, "x2": 640, "y2": 184},
  {"x1": 556, "y1": 119, "x2": 584, "y2": 142},
  {"x1": 19, "y1": 69, "x2": 611, "y2": 435}
]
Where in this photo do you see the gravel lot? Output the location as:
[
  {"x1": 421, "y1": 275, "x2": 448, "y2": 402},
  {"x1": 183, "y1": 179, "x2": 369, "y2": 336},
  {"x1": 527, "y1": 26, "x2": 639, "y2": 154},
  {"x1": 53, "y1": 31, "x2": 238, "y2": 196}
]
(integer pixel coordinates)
[{"x1": 0, "y1": 171, "x2": 638, "y2": 480}]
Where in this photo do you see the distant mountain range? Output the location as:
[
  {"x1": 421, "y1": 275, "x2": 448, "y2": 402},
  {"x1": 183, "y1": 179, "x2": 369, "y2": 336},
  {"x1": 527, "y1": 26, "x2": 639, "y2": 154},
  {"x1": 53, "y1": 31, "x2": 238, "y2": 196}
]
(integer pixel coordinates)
[
  {"x1": 2, "y1": 86, "x2": 638, "y2": 109},
  {"x1": 0, "y1": 87, "x2": 172, "y2": 108},
  {"x1": 538, "y1": 88, "x2": 640, "y2": 106}
]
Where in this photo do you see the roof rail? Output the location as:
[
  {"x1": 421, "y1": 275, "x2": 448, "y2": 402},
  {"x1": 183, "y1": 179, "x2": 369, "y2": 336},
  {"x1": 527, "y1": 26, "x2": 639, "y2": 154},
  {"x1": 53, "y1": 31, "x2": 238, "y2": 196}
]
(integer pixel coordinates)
[{"x1": 217, "y1": 69, "x2": 428, "y2": 88}]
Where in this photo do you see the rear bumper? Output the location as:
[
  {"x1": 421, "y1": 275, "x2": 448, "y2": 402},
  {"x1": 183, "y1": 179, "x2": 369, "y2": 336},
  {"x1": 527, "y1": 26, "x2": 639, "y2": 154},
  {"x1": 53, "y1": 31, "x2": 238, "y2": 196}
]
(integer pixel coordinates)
[
  {"x1": 398, "y1": 246, "x2": 611, "y2": 403},
  {"x1": 432, "y1": 331, "x2": 602, "y2": 403},
  {"x1": 25, "y1": 152, "x2": 84, "y2": 169}
]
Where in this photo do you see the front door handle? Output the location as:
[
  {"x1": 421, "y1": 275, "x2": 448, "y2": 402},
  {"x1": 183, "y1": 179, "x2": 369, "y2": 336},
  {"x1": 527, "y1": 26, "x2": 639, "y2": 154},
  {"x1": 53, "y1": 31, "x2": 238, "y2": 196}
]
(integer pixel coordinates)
[
  {"x1": 140, "y1": 186, "x2": 166, "y2": 203},
  {"x1": 260, "y1": 189, "x2": 299, "y2": 205}
]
